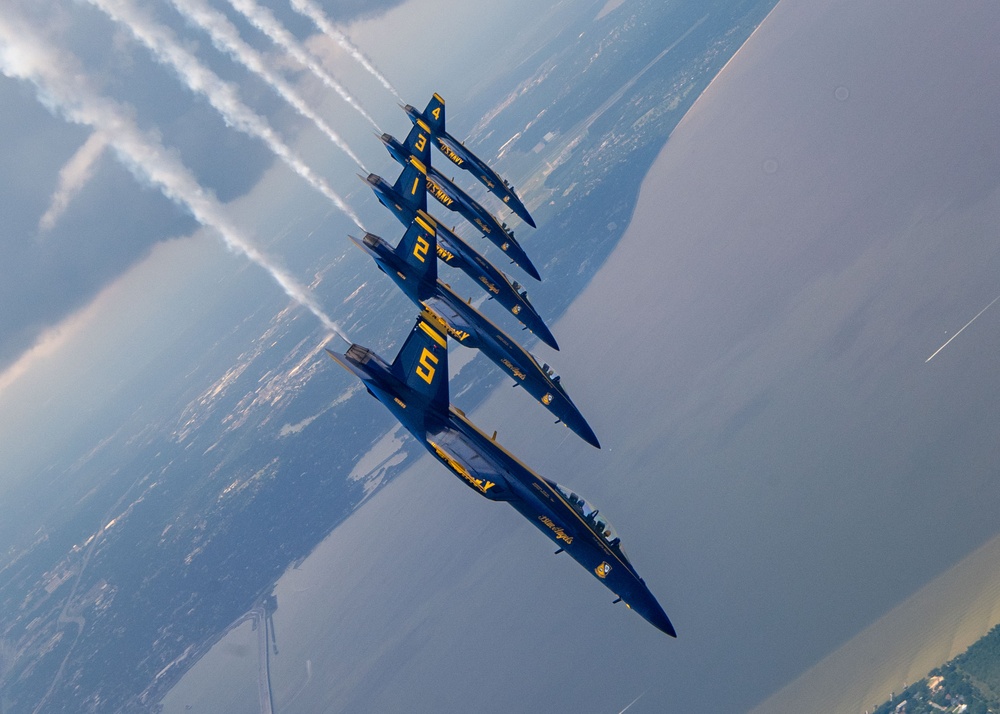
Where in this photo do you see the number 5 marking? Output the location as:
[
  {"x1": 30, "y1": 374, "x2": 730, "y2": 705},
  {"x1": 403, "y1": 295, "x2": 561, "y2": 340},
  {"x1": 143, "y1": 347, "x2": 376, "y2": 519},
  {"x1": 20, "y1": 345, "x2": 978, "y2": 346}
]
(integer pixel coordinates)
[{"x1": 416, "y1": 347, "x2": 438, "y2": 384}]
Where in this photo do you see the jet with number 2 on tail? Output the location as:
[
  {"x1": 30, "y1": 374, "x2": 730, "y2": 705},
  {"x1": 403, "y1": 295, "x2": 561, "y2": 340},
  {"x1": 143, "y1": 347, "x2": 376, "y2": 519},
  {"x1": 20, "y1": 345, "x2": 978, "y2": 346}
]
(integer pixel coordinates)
[
  {"x1": 325, "y1": 310, "x2": 675, "y2": 635},
  {"x1": 403, "y1": 93, "x2": 536, "y2": 229},
  {"x1": 363, "y1": 156, "x2": 554, "y2": 346},
  {"x1": 349, "y1": 211, "x2": 598, "y2": 448}
]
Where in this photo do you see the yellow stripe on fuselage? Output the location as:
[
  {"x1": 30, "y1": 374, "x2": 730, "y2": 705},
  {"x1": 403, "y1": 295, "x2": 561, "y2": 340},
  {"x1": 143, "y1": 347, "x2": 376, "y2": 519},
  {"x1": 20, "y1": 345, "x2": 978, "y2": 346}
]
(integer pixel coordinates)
[
  {"x1": 419, "y1": 319, "x2": 447, "y2": 348},
  {"x1": 409, "y1": 156, "x2": 427, "y2": 174},
  {"x1": 415, "y1": 214, "x2": 435, "y2": 234}
]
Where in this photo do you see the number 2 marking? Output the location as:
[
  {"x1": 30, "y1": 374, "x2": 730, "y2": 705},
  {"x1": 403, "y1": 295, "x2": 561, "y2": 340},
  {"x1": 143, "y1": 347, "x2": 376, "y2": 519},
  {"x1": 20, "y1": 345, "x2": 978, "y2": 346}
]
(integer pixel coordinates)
[{"x1": 412, "y1": 235, "x2": 430, "y2": 263}]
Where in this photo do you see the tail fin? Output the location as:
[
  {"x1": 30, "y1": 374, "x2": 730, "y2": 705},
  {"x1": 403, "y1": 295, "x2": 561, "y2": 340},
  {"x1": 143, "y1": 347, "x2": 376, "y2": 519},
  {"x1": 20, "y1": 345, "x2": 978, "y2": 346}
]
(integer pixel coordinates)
[
  {"x1": 393, "y1": 212, "x2": 439, "y2": 296},
  {"x1": 390, "y1": 308, "x2": 450, "y2": 411},
  {"x1": 390, "y1": 155, "x2": 429, "y2": 213},
  {"x1": 403, "y1": 120, "x2": 433, "y2": 166},
  {"x1": 423, "y1": 93, "x2": 446, "y2": 133}
]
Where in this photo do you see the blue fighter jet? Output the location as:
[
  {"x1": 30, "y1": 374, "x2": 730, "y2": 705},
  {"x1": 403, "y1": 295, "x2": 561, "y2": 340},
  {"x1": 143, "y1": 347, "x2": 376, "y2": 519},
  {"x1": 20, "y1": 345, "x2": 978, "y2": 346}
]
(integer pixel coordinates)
[
  {"x1": 349, "y1": 212, "x2": 598, "y2": 448},
  {"x1": 325, "y1": 310, "x2": 675, "y2": 636},
  {"x1": 380, "y1": 130, "x2": 530, "y2": 271},
  {"x1": 377, "y1": 121, "x2": 541, "y2": 282},
  {"x1": 364, "y1": 157, "x2": 553, "y2": 345},
  {"x1": 403, "y1": 93, "x2": 537, "y2": 228}
]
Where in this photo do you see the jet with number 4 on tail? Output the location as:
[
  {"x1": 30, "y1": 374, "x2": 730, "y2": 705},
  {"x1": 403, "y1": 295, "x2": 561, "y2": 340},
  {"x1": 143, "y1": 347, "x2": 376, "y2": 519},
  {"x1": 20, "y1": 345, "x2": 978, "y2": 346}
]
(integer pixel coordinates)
[
  {"x1": 349, "y1": 212, "x2": 598, "y2": 448},
  {"x1": 325, "y1": 310, "x2": 674, "y2": 636},
  {"x1": 363, "y1": 156, "x2": 553, "y2": 346},
  {"x1": 403, "y1": 93, "x2": 536, "y2": 229}
]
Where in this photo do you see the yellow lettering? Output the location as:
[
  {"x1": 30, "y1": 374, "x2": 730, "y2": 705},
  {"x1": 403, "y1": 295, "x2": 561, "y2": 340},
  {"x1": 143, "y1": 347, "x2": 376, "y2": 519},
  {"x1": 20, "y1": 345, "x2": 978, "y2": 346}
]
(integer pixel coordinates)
[
  {"x1": 410, "y1": 175, "x2": 420, "y2": 196},
  {"x1": 539, "y1": 516, "x2": 574, "y2": 544},
  {"x1": 431, "y1": 106, "x2": 441, "y2": 120},
  {"x1": 414, "y1": 133, "x2": 427, "y2": 152},
  {"x1": 413, "y1": 235, "x2": 430, "y2": 263},
  {"x1": 415, "y1": 347, "x2": 438, "y2": 384},
  {"x1": 436, "y1": 246, "x2": 455, "y2": 262}
]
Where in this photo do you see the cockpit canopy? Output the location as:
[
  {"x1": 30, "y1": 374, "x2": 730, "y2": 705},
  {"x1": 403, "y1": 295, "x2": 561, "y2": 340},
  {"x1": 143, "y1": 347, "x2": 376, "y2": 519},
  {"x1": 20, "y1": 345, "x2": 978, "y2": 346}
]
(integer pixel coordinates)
[{"x1": 555, "y1": 484, "x2": 619, "y2": 545}]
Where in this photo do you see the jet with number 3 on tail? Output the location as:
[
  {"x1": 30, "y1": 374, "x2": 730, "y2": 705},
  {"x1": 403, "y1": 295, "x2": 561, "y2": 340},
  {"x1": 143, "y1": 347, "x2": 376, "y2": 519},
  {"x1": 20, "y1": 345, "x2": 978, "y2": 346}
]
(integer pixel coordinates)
[
  {"x1": 403, "y1": 93, "x2": 537, "y2": 228},
  {"x1": 349, "y1": 212, "x2": 598, "y2": 448},
  {"x1": 380, "y1": 129, "x2": 530, "y2": 272},
  {"x1": 325, "y1": 310, "x2": 675, "y2": 636},
  {"x1": 375, "y1": 120, "x2": 540, "y2": 281}
]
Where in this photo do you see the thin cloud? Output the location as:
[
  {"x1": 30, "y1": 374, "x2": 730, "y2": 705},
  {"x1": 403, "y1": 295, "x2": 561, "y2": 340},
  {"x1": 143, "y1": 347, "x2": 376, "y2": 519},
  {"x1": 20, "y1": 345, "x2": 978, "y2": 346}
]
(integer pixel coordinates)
[
  {"x1": 0, "y1": 13, "x2": 349, "y2": 360},
  {"x1": 167, "y1": 0, "x2": 367, "y2": 171},
  {"x1": 83, "y1": 0, "x2": 364, "y2": 229},
  {"x1": 225, "y1": 0, "x2": 380, "y2": 130},
  {"x1": 289, "y1": 0, "x2": 401, "y2": 100},
  {"x1": 37, "y1": 131, "x2": 108, "y2": 233}
]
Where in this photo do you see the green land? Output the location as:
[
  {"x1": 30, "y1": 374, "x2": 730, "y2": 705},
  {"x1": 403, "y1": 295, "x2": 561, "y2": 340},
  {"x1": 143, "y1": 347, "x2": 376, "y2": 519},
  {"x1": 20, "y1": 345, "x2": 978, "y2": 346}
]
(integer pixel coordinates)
[{"x1": 872, "y1": 624, "x2": 1000, "y2": 714}]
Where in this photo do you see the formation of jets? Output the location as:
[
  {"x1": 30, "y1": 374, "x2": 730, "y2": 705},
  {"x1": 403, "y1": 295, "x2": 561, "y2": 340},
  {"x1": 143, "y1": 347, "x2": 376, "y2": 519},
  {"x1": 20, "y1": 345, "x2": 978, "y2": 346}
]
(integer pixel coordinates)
[{"x1": 328, "y1": 94, "x2": 675, "y2": 637}]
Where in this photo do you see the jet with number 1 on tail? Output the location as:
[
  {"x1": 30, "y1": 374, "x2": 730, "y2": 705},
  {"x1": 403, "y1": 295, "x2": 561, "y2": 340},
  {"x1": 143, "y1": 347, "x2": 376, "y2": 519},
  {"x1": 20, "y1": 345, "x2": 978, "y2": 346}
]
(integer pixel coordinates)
[
  {"x1": 363, "y1": 157, "x2": 554, "y2": 347},
  {"x1": 380, "y1": 129, "x2": 530, "y2": 273},
  {"x1": 403, "y1": 93, "x2": 537, "y2": 228},
  {"x1": 325, "y1": 310, "x2": 674, "y2": 636},
  {"x1": 349, "y1": 211, "x2": 598, "y2": 448},
  {"x1": 376, "y1": 120, "x2": 540, "y2": 282}
]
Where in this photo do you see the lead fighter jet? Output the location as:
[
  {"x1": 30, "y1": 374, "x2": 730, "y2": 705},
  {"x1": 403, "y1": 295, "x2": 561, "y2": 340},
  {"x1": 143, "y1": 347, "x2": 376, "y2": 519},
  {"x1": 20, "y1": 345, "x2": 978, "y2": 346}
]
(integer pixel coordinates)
[
  {"x1": 350, "y1": 211, "x2": 599, "y2": 448},
  {"x1": 403, "y1": 93, "x2": 536, "y2": 228},
  {"x1": 326, "y1": 310, "x2": 675, "y2": 636},
  {"x1": 376, "y1": 119, "x2": 540, "y2": 282},
  {"x1": 381, "y1": 130, "x2": 526, "y2": 269}
]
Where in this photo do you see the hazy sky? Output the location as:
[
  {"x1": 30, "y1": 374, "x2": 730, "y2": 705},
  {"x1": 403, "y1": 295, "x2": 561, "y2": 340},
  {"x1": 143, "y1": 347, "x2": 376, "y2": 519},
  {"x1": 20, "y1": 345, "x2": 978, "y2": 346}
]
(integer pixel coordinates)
[
  {"x1": 158, "y1": 1, "x2": 1000, "y2": 712},
  {"x1": 5, "y1": 0, "x2": 1000, "y2": 711},
  {"x1": 0, "y1": 0, "x2": 569, "y2": 497}
]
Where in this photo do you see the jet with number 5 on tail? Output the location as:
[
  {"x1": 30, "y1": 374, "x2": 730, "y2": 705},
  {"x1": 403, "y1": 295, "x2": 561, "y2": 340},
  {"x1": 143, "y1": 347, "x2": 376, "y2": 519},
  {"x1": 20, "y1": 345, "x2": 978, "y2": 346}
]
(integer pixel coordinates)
[
  {"x1": 403, "y1": 93, "x2": 537, "y2": 228},
  {"x1": 349, "y1": 211, "x2": 598, "y2": 448},
  {"x1": 363, "y1": 156, "x2": 554, "y2": 347},
  {"x1": 325, "y1": 310, "x2": 674, "y2": 636}
]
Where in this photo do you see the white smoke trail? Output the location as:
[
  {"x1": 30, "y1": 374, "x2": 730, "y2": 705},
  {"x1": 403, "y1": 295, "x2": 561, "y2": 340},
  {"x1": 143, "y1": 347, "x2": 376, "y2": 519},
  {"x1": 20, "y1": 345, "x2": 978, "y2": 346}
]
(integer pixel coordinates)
[
  {"x1": 288, "y1": 0, "x2": 401, "y2": 101},
  {"x1": 167, "y1": 0, "x2": 366, "y2": 172},
  {"x1": 38, "y1": 131, "x2": 108, "y2": 233},
  {"x1": 224, "y1": 0, "x2": 380, "y2": 130},
  {"x1": 0, "y1": 15, "x2": 349, "y2": 341},
  {"x1": 83, "y1": 0, "x2": 365, "y2": 230}
]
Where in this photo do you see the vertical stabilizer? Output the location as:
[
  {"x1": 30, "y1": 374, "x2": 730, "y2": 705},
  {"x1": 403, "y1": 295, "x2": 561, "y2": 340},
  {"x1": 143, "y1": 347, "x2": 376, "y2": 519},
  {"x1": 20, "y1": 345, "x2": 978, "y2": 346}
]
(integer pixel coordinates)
[
  {"x1": 403, "y1": 119, "x2": 433, "y2": 166},
  {"x1": 423, "y1": 93, "x2": 446, "y2": 133},
  {"x1": 389, "y1": 308, "x2": 450, "y2": 411},
  {"x1": 392, "y1": 212, "x2": 439, "y2": 298},
  {"x1": 390, "y1": 155, "x2": 429, "y2": 213}
]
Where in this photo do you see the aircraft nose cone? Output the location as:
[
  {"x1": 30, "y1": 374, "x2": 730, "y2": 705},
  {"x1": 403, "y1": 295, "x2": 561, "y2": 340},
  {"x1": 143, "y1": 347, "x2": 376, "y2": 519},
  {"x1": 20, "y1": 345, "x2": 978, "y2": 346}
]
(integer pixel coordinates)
[
  {"x1": 524, "y1": 215, "x2": 537, "y2": 229},
  {"x1": 521, "y1": 259, "x2": 541, "y2": 282},
  {"x1": 535, "y1": 322, "x2": 559, "y2": 352},
  {"x1": 631, "y1": 594, "x2": 676, "y2": 637},
  {"x1": 578, "y1": 421, "x2": 601, "y2": 450}
]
